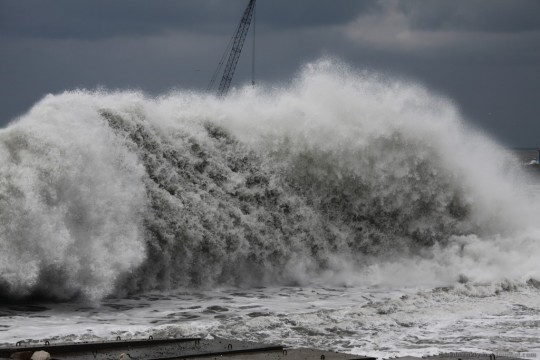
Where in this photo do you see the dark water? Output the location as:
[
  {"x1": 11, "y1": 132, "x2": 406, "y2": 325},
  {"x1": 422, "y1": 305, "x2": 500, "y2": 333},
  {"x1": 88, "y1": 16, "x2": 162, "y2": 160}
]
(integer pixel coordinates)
[{"x1": 512, "y1": 149, "x2": 539, "y2": 164}]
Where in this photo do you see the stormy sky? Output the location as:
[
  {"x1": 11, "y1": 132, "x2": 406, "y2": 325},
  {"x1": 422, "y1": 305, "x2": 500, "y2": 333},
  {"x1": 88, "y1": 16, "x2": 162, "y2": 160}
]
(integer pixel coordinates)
[{"x1": 1, "y1": 0, "x2": 539, "y2": 147}]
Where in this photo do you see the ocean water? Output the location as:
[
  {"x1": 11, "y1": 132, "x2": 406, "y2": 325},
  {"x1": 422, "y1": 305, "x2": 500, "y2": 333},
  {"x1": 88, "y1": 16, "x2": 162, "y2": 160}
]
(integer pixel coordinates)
[{"x1": 1, "y1": 60, "x2": 539, "y2": 358}]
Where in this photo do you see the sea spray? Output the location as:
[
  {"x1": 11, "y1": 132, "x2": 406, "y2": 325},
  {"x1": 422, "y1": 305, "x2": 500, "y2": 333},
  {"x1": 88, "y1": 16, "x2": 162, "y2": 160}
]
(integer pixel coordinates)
[
  {"x1": 0, "y1": 59, "x2": 538, "y2": 301},
  {"x1": 0, "y1": 92, "x2": 147, "y2": 300}
]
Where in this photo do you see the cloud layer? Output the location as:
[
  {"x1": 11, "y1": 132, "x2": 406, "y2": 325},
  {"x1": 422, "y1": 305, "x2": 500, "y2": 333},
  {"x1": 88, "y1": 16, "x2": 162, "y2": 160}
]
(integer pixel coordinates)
[{"x1": 1, "y1": 0, "x2": 539, "y2": 146}]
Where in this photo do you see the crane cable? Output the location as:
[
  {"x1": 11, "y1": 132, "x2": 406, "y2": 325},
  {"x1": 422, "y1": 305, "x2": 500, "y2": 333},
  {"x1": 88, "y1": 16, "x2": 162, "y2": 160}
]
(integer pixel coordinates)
[
  {"x1": 251, "y1": 2, "x2": 256, "y2": 86},
  {"x1": 207, "y1": 35, "x2": 234, "y2": 92}
]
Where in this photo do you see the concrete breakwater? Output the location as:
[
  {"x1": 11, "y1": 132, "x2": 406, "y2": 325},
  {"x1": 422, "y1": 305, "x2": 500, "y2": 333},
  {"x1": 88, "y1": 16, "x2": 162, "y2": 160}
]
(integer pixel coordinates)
[{"x1": 0, "y1": 337, "x2": 526, "y2": 360}]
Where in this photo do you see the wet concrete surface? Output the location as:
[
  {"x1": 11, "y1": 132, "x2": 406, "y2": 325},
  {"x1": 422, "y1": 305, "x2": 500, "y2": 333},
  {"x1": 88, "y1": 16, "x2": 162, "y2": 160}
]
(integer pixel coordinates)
[{"x1": 0, "y1": 338, "x2": 524, "y2": 360}]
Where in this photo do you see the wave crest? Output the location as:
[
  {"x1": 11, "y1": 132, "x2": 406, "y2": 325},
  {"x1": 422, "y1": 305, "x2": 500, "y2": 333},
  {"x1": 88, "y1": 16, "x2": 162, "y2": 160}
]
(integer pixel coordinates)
[{"x1": 1, "y1": 60, "x2": 538, "y2": 301}]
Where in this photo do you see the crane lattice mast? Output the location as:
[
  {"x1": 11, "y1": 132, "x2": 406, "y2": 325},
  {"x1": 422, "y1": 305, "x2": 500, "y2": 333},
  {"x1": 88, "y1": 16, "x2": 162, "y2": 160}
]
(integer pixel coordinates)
[{"x1": 208, "y1": 0, "x2": 256, "y2": 97}]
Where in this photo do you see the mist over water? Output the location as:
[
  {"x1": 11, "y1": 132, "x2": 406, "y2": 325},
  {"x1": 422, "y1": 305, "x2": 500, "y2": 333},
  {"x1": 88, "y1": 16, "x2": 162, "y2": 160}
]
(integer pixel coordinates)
[{"x1": 1, "y1": 59, "x2": 539, "y2": 302}]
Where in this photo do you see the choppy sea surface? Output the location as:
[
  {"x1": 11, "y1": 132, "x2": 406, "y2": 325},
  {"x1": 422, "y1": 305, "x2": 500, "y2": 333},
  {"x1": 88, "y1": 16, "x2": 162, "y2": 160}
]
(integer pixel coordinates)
[
  {"x1": 2, "y1": 284, "x2": 540, "y2": 358},
  {"x1": 1, "y1": 60, "x2": 540, "y2": 358}
]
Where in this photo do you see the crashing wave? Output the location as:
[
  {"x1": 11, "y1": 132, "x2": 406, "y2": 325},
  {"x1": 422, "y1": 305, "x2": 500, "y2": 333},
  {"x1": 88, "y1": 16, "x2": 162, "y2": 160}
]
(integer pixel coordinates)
[{"x1": 0, "y1": 60, "x2": 539, "y2": 301}]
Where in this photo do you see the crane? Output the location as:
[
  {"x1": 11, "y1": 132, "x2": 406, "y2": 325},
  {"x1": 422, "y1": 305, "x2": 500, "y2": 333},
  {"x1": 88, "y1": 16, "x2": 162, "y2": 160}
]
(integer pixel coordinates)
[{"x1": 207, "y1": 0, "x2": 256, "y2": 97}]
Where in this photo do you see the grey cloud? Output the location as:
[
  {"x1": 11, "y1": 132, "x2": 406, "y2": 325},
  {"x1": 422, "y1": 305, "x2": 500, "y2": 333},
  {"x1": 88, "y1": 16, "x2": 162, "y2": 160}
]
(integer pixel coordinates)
[
  {"x1": 1, "y1": 0, "x2": 539, "y2": 147},
  {"x1": 396, "y1": 0, "x2": 540, "y2": 32},
  {"x1": 256, "y1": 0, "x2": 379, "y2": 29}
]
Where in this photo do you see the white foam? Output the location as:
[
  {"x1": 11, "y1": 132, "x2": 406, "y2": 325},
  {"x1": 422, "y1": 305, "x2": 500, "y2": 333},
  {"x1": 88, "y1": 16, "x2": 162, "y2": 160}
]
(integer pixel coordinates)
[
  {"x1": 1, "y1": 285, "x2": 539, "y2": 358},
  {"x1": 0, "y1": 59, "x2": 539, "y2": 300}
]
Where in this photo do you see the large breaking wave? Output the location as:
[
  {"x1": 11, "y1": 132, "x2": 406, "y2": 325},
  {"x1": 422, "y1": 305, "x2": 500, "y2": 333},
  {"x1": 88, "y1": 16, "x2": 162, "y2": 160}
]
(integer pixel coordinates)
[{"x1": 1, "y1": 60, "x2": 539, "y2": 301}]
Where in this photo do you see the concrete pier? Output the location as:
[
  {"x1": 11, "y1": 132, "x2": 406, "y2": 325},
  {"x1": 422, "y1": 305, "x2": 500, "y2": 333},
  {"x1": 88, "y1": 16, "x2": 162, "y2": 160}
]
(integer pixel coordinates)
[{"x1": 0, "y1": 337, "x2": 524, "y2": 360}]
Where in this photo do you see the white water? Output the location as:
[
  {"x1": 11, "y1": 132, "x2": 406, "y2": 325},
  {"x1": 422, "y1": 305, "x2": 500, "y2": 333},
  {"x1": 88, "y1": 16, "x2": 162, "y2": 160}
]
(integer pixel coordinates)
[
  {"x1": 1, "y1": 285, "x2": 540, "y2": 358},
  {"x1": 0, "y1": 59, "x2": 539, "y2": 357}
]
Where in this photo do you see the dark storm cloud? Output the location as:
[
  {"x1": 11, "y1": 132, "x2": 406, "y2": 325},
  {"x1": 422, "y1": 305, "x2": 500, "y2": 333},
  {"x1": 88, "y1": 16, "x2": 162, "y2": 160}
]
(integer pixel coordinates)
[
  {"x1": 0, "y1": 0, "x2": 237, "y2": 39},
  {"x1": 0, "y1": 0, "x2": 375, "y2": 40}
]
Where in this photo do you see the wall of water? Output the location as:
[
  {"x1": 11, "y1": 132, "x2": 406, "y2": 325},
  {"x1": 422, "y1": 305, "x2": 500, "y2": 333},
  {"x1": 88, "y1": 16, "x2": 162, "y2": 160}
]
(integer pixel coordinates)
[{"x1": 1, "y1": 60, "x2": 538, "y2": 301}]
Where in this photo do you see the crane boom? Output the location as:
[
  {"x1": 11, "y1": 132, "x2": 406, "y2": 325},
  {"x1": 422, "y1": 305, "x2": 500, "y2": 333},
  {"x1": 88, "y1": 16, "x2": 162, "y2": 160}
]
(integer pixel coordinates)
[{"x1": 214, "y1": 0, "x2": 256, "y2": 97}]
